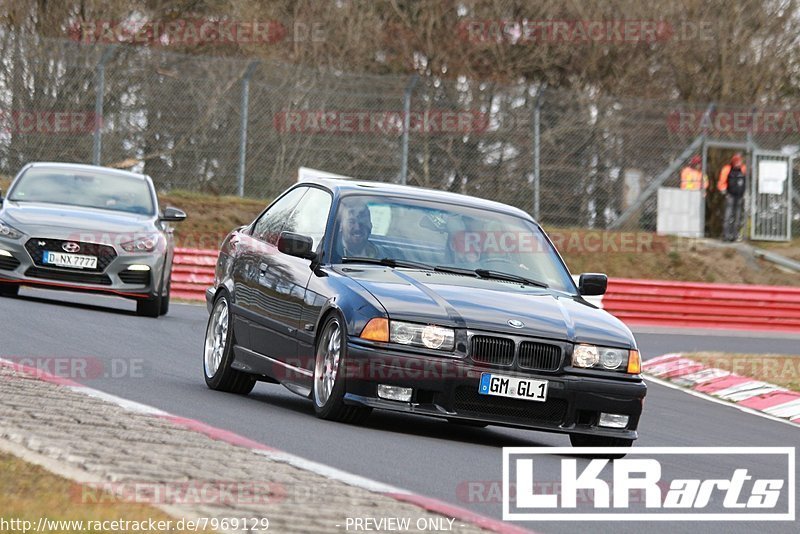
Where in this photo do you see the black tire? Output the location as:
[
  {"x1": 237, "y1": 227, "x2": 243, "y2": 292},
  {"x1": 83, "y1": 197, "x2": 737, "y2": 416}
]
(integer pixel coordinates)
[
  {"x1": 570, "y1": 433, "x2": 633, "y2": 459},
  {"x1": 136, "y1": 295, "x2": 161, "y2": 318},
  {"x1": 159, "y1": 278, "x2": 171, "y2": 316},
  {"x1": 0, "y1": 284, "x2": 19, "y2": 297},
  {"x1": 447, "y1": 418, "x2": 489, "y2": 428},
  {"x1": 312, "y1": 314, "x2": 371, "y2": 424},
  {"x1": 203, "y1": 292, "x2": 256, "y2": 395}
]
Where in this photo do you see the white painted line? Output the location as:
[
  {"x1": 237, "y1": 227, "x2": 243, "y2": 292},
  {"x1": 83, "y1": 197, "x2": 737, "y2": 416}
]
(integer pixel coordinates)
[
  {"x1": 68, "y1": 386, "x2": 168, "y2": 416},
  {"x1": 644, "y1": 375, "x2": 800, "y2": 429},
  {"x1": 763, "y1": 399, "x2": 800, "y2": 419},
  {"x1": 711, "y1": 381, "x2": 778, "y2": 400},
  {"x1": 642, "y1": 352, "x2": 684, "y2": 366},
  {"x1": 255, "y1": 450, "x2": 409, "y2": 495},
  {"x1": 672, "y1": 367, "x2": 731, "y2": 387},
  {"x1": 645, "y1": 359, "x2": 701, "y2": 377},
  {"x1": 720, "y1": 385, "x2": 785, "y2": 403}
]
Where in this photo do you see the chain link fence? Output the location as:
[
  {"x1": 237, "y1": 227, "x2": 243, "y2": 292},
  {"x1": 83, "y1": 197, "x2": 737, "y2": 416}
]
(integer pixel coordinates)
[{"x1": 1, "y1": 30, "x2": 798, "y2": 235}]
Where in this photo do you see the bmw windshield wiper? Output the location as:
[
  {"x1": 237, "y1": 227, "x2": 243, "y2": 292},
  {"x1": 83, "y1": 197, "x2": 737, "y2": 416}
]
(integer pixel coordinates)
[
  {"x1": 435, "y1": 264, "x2": 548, "y2": 288},
  {"x1": 433, "y1": 265, "x2": 480, "y2": 277},
  {"x1": 474, "y1": 268, "x2": 549, "y2": 288},
  {"x1": 341, "y1": 257, "x2": 434, "y2": 270}
]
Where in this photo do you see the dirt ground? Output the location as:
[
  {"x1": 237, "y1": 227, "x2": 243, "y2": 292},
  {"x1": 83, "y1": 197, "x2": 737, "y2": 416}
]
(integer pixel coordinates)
[
  {"x1": 159, "y1": 190, "x2": 265, "y2": 250},
  {"x1": 758, "y1": 238, "x2": 800, "y2": 262},
  {"x1": 554, "y1": 229, "x2": 799, "y2": 286},
  {"x1": 0, "y1": 451, "x2": 206, "y2": 533}
]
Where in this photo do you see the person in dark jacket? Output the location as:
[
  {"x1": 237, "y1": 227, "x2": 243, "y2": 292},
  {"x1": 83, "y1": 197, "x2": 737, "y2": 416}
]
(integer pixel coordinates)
[{"x1": 718, "y1": 154, "x2": 747, "y2": 241}]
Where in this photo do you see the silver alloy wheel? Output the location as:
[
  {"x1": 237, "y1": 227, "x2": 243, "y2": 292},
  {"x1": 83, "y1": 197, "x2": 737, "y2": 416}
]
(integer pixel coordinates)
[
  {"x1": 314, "y1": 319, "x2": 342, "y2": 407},
  {"x1": 204, "y1": 297, "x2": 229, "y2": 378}
]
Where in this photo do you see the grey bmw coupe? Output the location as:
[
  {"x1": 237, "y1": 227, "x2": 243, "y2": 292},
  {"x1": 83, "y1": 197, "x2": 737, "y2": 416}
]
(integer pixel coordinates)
[
  {"x1": 203, "y1": 178, "x2": 645, "y2": 450},
  {"x1": 0, "y1": 162, "x2": 186, "y2": 317}
]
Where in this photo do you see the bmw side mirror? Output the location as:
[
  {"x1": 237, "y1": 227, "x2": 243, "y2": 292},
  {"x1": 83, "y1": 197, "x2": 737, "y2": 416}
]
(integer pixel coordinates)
[
  {"x1": 160, "y1": 206, "x2": 187, "y2": 222},
  {"x1": 277, "y1": 231, "x2": 317, "y2": 261},
  {"x1": 578, "y1": 273, "x2": 607, "y2": 296}
]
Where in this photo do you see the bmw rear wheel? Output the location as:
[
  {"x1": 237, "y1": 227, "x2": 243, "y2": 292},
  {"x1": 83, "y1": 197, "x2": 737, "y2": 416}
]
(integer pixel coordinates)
[
  {"x1": 203, "y1": 292, "x2": 255, "y2": 394},
  {"x1": 312, "y1": 314, "x2": 371, "y2": 424}
]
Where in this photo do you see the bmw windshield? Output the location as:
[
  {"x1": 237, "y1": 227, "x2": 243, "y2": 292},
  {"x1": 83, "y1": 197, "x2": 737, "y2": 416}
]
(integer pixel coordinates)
[
  {"x1": 332, "y1": 194, "x2": 577, "y2": 294},
  {"x1": 7, "y1": 168, "x2": 155, "y2": 216}
]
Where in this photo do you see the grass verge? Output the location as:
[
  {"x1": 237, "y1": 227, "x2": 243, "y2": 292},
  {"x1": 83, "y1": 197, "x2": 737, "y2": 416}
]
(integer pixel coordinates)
[{"x1": 0, "y1": 451, "x2": 204, "y2": 533}]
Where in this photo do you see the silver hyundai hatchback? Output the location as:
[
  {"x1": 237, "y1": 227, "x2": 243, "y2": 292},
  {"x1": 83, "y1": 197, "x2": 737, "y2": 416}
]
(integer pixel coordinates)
[{"x1": 0, "y1": 162, "x2": 186, "y2": 317}]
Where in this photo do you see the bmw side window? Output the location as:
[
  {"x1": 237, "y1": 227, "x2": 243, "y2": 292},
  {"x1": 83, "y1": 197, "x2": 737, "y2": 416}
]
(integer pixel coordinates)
[
  {"x1": 251, "y1": 187, "x2": 307, "y2": 244},
  {"x1": 282, "y1": 187, "x2": 333, "y2": 250}
]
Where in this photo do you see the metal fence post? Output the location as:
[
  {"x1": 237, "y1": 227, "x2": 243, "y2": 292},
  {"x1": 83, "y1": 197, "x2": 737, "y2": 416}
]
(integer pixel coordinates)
[
  {"x1": 532, "y1": 85, "x2": 545, "y2": 220},
  {"x1": 92, "y1": 46, "x2": 116, "y2": 165},
  {"x1": 700, "y1": 102, "x2": 714, "y2": 237},
  {"x1": 400, "y1": 74, "x2": 419, "y2": 185},
  {"x1": 237, "y1": 61, "x2": 260, "y2": 197}
]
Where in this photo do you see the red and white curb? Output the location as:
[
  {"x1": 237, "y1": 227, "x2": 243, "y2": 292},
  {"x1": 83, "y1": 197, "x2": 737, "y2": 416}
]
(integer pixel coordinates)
[
  {"x1": 643, "y1": 353, "x2": 800, "y2": 426},
  {"x1": 0, "y1": 358, "x2": 533, "y2": 534}
]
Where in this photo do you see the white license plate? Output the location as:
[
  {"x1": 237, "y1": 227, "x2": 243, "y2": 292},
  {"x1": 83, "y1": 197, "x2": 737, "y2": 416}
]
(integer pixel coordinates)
[
  {"x1": 43, "y1": 251, "x2": 98, "y2": 270},
  {"x1": 478, "y1": 373, "x2": 548, "y2": 402}
]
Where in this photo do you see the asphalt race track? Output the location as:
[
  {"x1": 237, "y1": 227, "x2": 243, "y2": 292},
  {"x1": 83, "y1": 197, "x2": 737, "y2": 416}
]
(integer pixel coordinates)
[{"x1": 2, "y1": 288, "x2": 798, "y2": 534}]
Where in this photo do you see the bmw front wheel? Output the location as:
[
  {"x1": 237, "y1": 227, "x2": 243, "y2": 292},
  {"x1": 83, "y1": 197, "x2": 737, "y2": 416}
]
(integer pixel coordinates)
[
  {"x1": 203, "y1": 292, "x2": 255, "y2": 395},
  {"x1": 312, "y1": 314, "x2": 371, "y2": 424}
]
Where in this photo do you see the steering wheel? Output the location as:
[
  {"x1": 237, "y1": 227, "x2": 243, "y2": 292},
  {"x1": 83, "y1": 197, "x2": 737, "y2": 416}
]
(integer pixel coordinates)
[{"x1": 482, "y1": 256, "x2": 513, "y2": 267}]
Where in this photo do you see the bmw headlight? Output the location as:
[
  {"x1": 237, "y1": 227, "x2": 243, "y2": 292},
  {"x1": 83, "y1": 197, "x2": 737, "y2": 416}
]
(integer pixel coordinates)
[
  {"x1": 573, "y1": 344, "x2": 599, "y2": 368},
  {"x1": 389, "y1": 321, "x2": 455, "y2": 351},
  {"x1": 0, "y1": 219, "x2": 24, "y2": 240},
  {"x1": 121, "y1": 234, "x2": 160, "y2": 253},
  {"x1": 572, "y1": 344, "x2": 640, "y2": 374}
]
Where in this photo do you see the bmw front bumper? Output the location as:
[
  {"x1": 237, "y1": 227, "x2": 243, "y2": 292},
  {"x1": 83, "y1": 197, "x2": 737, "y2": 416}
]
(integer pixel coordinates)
[{"x1": 342, "y1": 339, "x2": 646, "y2": 439}]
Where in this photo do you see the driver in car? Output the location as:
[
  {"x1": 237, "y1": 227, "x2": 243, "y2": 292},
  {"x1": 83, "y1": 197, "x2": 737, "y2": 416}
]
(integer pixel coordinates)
[{"x1": 337, "y1": 198, "x2": 384, "y2": 259}]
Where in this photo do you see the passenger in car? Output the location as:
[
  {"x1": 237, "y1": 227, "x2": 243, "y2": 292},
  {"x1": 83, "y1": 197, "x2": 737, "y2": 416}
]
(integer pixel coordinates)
[{"x1": 446, "y1": 216, "x2": 483, "y2": 267}]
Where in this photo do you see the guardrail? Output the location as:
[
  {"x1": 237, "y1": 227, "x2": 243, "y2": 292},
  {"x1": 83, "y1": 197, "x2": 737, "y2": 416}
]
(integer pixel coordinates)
[
  {"x1": 172, "y1": 249, "x2": 800, "y2": 332},
  {"x1": 170, "y1": 248, "x2": 216, "y2": 301},
  {"x1": 603, "y1": 278, "x2": 800, "y2": 332}
]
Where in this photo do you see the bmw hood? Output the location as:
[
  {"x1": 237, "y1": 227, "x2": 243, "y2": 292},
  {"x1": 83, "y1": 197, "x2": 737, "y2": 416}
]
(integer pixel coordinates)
[
  {"x1": 1, "y1": 201, "x2": 154, "y2": 237},
  {"x1": 340, "y1": 266, "x2": 635, "y2": 348}
]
